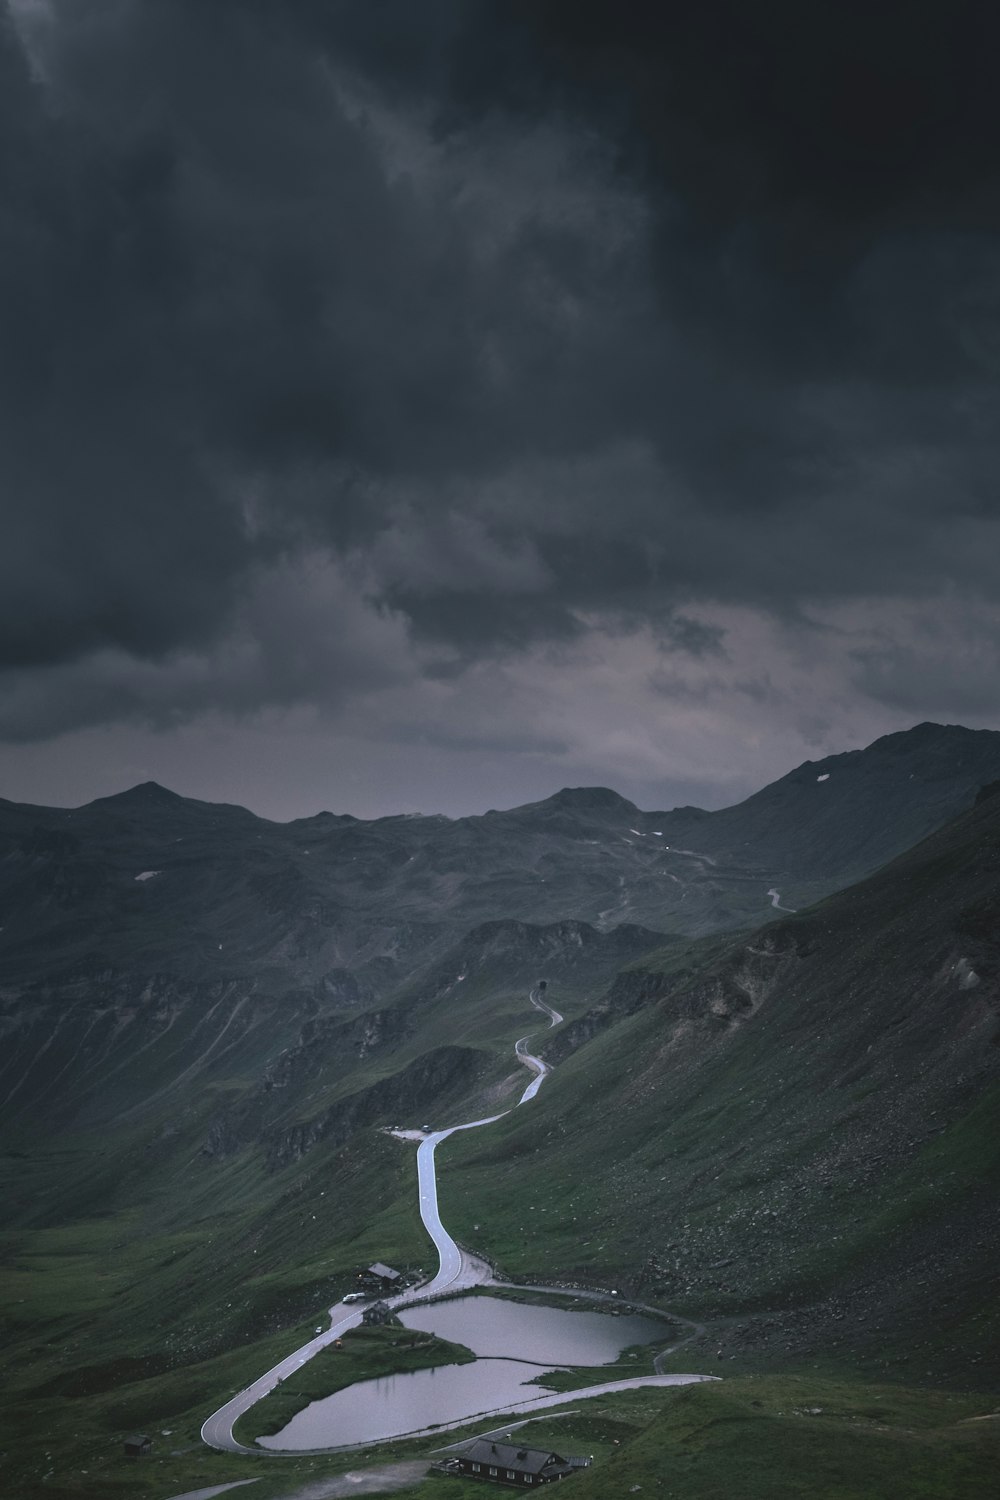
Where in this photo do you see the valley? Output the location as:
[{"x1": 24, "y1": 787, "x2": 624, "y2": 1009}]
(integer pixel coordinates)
[
  {"x1": 203, "y1": 987, "x2": 712, "y2": 1456},
  {"x1": 2, "y1": 723, "x2": 999, "y2": 1498}
]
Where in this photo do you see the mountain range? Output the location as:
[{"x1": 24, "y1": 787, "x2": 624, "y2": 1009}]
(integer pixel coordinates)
[{"x1": 2, "y1": 720, "x2": 999, "y2": 1498}]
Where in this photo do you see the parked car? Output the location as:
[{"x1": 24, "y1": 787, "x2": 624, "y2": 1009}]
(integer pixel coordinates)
[{"x1": 342, "y1": 1292, "x2": 366, "y2": 1303}]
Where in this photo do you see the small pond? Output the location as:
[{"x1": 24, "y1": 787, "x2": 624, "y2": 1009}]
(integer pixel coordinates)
[
  {"x1": 258, "y1": 1293, "x2": 667, "y2": 1450},
  {"x1": 400, "y1": 1294, "x2": 663, "y2": 1364}
]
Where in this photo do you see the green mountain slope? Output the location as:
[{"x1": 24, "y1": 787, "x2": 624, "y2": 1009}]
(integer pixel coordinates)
[
  {"x1": 441, "y1": 785, "x2": 1000, "y2": 1387},
  {"x1": 3, "y1": 725, "x2": 1000, "y2": 1496}
]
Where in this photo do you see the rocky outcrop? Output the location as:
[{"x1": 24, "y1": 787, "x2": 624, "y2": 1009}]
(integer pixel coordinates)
[
  {"x1": 546, "y1": 965, "x2": 674, "y2": 1063},
  {"x1": 262, "y1": 1044, "x2": 487, "y2": 1168},
  {"x1": 199, "y1": 1038, "x2": 488, "y2": 1165},
  {"x1": 423, "y1": 918, "x2": 665, "y2": 1002},
  {"x1": 666, "y1": 928, "x2": 799, "y2": 1027},
  {"x1": 261, "y1": 1004, "x2": 410, "y2": 1095},
  {"x1": 547, "y1": 929, "x2": 799, "y2": 1064}
]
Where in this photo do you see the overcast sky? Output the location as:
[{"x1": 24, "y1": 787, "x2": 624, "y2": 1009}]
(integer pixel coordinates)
[{"x1": 3, "y1": 0, "x2": 1000, "y2": 820}]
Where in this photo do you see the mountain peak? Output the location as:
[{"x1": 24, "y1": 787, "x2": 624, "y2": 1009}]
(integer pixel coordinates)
[
  {"x1": 868, "y1": 721, "x2": 987, "y2": 754},
  {"x1": 547, "y1": 786, "x2": 639, "y2": 813},
  {"x1": 90, "y1": 781, "x2": 185, "y2": 808}
]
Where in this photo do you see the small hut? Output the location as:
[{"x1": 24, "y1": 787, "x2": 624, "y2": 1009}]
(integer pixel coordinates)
[
  {"x1": 123, "y1": 1434, "x2": 152, "y2": 1458},
  {"x1": 361, "y1": 1298, "x2": 394, "y2": 1327},
  {"x1": 363, "y1": 1261, "x2": 401, "y2": 1290}
]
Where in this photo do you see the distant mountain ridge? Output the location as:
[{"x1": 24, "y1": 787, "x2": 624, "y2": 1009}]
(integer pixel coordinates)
[
  {"x1": 2, "y1": 724, "x2": 999, "y2": 1004},
  {"x1": 658, "y1": 721, "x2": 1000, "y2": 880},
  {"x1": 2, "y1": 720, "x2": 998, "y2": 1147},
  {"x1": 4, "y1": 721, "x2": 1000, "y2": 1493}
]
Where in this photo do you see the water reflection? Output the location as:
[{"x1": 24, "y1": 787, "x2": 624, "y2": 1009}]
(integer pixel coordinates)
[
  {"x1": 401, "y1": 1295, "x2": 663, "y2": 1364},
  {"x1": 258, "y1": 1356, "x2": 556, "y2": 1449},
  {"x1": 259, "y1": 1294, "x2": 667, "y2": 1450}
]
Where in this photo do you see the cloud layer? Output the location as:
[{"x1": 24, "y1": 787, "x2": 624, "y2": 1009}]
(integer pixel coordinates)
[{"x1": 3, "y1": 0, "x2": 1000, "y2": 813}]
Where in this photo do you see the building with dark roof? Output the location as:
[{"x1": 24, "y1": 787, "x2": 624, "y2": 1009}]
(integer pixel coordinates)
[
  {"x1": 456, "y1": 1438, "x2": 590, "y2": 1485},
  {"x1": 361, "y1": 1298, "x2": 395, "y2": 1326},
  {"x1": 363, "y1": 1261, "x2": 401, "y2": 1288}
]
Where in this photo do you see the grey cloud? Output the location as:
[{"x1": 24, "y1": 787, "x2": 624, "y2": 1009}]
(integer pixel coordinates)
[
  {"x1": 654, "y1": 613, "x2": 727, "y2": 658},
  {"x1": 3, "y1": 0, "x2": 1000, "y2": 752},
  {"x1": 849, "y1": 611, "x2": 1000, "y2": 718},
  {"x1": 0, "y1": 557, "x2": 414, "y2": 739},
  {"x1": 385, "y1": 722, "x2": 571, "y2": 759},
  {"x1": 647, "y1": 666, "x2": 779, "y2": 708},
  {"x1": 4, "y1": 1, "x2": 661, "y2": 662}
]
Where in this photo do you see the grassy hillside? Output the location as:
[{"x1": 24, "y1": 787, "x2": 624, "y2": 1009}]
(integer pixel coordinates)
[
  {"x1": 439, "y1": 790, "x2": 1000, "y2": 1388},
  {"x1": 3, "y1": 738, "x2": 1000, "y2": 1496},
  {"x1": 0, "y1": 912, "x2": 668, "y2": 1496}
]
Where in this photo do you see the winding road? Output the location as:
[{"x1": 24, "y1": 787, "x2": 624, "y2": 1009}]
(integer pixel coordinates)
[{"x1": 201, "y1": 986, "x2": 713, "y2": 1456}]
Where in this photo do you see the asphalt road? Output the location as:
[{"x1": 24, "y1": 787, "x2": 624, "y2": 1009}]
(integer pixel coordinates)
[
  {"x1": 201, "y1": 986, "x2": 714, "y2": 1457},
  {"x1": 163, "y1": 1482, "x2": 261, "y2": 1500},
  {"x1": 200, "y1": 1300, "x2": 367, "y2": 1453},
  {"x1": 529, "y1": 987, "x2": 563, "y2": 1027},
  {"x1": 513, "y1": 985, "x2": 561, "y2": 1102},
  {"x1": 414, "y1": 1115, "x2": 506, "y2": 1295},
  {"x1": 202, "y1": 993, "x2": 550, "y2": 1453}
]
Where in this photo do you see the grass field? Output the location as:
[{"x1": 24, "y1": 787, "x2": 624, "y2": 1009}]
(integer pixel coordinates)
[{"x1": 14, "y1": 1370, "x2": 995, "y2": 1500}]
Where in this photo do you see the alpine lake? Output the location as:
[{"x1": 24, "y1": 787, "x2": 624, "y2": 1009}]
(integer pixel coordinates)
[{"x1": 258, "y1": 1293, "x2": 668, "y2": 1449}]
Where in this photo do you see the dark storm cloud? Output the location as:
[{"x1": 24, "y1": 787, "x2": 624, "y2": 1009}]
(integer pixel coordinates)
[
  {"x1": 1, "y1": 0, "x2": 656, "y2": 693},
  {"x1": 2, "y1": 0, "x2": 1000, "y2": 741},
  {"x1": 477, "y1": 3, "x2": 1000, "y2": 241},
  {"x1": 461, "y1": 2, "x2": 1000, "y2": 504},
  {"x1": 0, "y1": 12, "x2": 247, "y2": 668}
]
